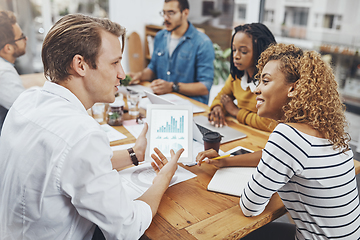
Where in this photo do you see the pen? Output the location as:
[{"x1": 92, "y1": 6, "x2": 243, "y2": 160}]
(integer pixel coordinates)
[
  {"x1": 193, "y1": 154, "x2": 231, "y2": 166},
  {"x1": 211, "y1": 154, "x2": 231, "y2": 160}
]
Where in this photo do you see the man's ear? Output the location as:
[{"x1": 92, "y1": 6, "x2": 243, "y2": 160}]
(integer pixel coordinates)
[
  {"x1": 182, "y1": 8, "x2": 189, "y2": 18},
  {"x1": 70, "y1": 54, "x2": 86, "y2": 77},
  {"x1": 287, "y1": 84, "x2": 296, "y2": 97},
  {"x1": 2, "y1": 43, "x2": 14, "y2": 54}
]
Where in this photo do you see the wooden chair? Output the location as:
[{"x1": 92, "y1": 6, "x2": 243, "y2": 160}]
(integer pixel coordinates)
[{"x1": 127, "y1": 32, "x2": 144, "y2": 73}]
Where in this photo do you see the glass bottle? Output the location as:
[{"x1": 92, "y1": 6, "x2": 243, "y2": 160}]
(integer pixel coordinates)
[{"x1": 107, "y1": 98, "x2": 124, "y2": 126}]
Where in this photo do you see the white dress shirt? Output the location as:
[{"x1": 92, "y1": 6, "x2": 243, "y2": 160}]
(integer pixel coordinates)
[
  {"x1": 0, "y1": 57, "x2": 25, "y2": 134},
  {"x1": 0, "y1": 81, "x2": 152, "y2": 240}
]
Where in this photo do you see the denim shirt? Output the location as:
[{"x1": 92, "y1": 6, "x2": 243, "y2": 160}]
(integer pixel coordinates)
[{"x1": 147, "y1": 22, "x2": 214, "y2": 104}]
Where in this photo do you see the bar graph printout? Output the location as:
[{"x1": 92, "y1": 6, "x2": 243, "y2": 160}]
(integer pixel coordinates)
[{"x1": 148, "y1": 106, "x2": 191, "y2": 161}]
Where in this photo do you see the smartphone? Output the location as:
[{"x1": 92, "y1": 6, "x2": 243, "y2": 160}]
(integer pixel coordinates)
[{"x1": 231, "y1": 148, "x2": 252, "y2": 155}]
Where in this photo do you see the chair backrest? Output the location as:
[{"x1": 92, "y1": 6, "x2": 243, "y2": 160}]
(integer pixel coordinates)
[{"x1": 127, "y1": 31, "x2": 144, "y2": 73}]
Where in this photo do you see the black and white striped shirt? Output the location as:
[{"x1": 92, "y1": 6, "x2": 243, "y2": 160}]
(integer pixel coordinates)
[{"x1": 240, "y1": 123, "x2": 360, "y2": 239}]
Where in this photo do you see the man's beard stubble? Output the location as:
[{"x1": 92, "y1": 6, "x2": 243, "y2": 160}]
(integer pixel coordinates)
[
  {"x1": 164, "y1": 15, "x2": 183, "y2": 32},
  {"x1": 12, "y1": 45, "x2": 26, "y2": 59}
]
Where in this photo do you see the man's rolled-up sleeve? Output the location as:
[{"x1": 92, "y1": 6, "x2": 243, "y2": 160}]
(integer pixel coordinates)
[{"x1": 61, "y1": 131, "x2": 152, "y2": 239}]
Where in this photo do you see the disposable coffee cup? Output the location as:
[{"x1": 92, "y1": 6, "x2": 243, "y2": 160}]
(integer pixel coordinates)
[{"x1": 203, "y1": 132, "x2": 223, "y2": 153}]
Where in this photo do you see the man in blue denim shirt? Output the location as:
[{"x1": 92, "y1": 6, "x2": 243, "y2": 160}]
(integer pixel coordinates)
[{"x1": 129, "y1": 0, "x2": 214, "y2": 104}]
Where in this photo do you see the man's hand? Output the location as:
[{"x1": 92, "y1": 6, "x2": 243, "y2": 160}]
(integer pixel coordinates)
[
  {"x1": 150, "y1": 79, "x2": 173, "y2": 95},
  {"x1": 133, "y1": 123, "x2": 148, "y2": 163},
  {"x1": 136, "y1": 147, "x2": 184, "y2": 217},
  {"x1": 128, "y1": 72, "x2": 142, "y2": 85},
  {"x1": 208, "y1": 105, "x2": 226, "y2": 128},
  {"x1": 220, "y1": 94, "x2": 239, "y2": 117},
  {"x1": 150, "y1": 147, "x2": 184, "y2": 183}
]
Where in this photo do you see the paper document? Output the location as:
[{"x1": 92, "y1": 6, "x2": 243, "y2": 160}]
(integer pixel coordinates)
[
  {"x1": 161, "y1": 94, "x2": 205, "y2": 113},
  {"x1": 118, "y1": 162, "x2": 197, "y2": 200},
  {"x1": 123, "y1": 119, "x2": 147, "y2": 139},
  {"x1": 100, "y1": 124, "x2": 127, "y2": 142},
  {"x1": 126, "y1": 85, "x2": 153, "y2": 97}
]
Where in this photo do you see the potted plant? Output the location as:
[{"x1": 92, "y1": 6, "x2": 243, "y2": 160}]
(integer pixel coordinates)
[{"x1": 213, "y1": 43, "x2": 231, "y2": 85}]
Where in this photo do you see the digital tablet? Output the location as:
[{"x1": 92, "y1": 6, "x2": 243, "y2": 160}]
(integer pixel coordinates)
[{"x1": 146, "y1": 104, "x2": 193, "y2": 163}]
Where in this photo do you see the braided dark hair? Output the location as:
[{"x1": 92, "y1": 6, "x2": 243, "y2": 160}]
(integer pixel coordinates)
[{"x1": 230, "y1": 23, "x2": 276, "y2": 82}]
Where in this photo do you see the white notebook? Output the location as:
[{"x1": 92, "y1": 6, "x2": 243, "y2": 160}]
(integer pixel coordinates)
[
  {"x1": 207, "y1": 166, "x2": 256, "y2": 197},
  {"x1": 207, "y1": 146, "x2": 255, "y2": 197}
]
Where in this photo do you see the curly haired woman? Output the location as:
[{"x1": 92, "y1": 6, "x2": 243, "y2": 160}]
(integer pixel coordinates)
[
  {"x1": 208, "y1": 23, "x2": 277, "y2": 132},
  {"x1": 197, "y1": 43, "x2": 360, "y2": 239}
]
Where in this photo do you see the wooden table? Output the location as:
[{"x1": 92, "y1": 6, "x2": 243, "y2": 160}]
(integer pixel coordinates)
[
  {"x1": 111, "y1": 93, "x2": 360, "y2": 239},
  {"x1": 20, "y1": 74, "x2": 360, "y2": 239}
]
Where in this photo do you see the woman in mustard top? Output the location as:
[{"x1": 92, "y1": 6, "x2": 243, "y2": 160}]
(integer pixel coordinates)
[{"x1": 209, "y1": 23, "x2": 277, "y2": 132}]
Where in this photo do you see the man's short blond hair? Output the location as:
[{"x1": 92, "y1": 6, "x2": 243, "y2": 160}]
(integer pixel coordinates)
[{"x1": 42, "y1": 14, "x2": 126, "y2": 83}]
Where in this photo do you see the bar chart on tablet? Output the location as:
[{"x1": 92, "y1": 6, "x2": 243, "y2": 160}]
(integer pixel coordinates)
[
  {"x1": 149, "y1": 109, "x2": 189, "y2": 157},
  {"x1": 156, "y1": 116, "x2": 184, "y2": 133}
]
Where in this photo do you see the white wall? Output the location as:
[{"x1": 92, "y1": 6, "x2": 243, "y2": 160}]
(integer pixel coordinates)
[
  {"x1": 109, "y1": 0, "x2": 164, "y2": 73},
  {"x1": 245, "y1": 0, "x2": 261, "y2": 23}
]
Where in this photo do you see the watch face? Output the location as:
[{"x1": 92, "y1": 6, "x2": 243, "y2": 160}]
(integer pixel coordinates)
[{"x1": 172, "y1": 83, "x2": 179, "y2": 92}]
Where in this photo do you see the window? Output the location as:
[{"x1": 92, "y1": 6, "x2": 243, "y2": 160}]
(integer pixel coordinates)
[
  {"x1": 323, "y1": 14, "x2": 334, "y2": 29},
  {"x1": 202, "y1": 1, "x2": 214, "y2": 16},
  {"x1": 222, "y1": 0, "x2": 231, "y2": 14},
  {"x1": 238, "y1": 5, "x2": 246, "y2": 19},
  {"x1": 293, "y1": 9, "x2": 308, "y2": 26},
  {"x1": 323, "y1": 14, "x2": 342, "y2": 30},
  {"x1": 264, "y1": 10, "x2": 274, "y2": 23}
]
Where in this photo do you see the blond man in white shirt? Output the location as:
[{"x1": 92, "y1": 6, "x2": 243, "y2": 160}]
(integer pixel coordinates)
[{"x1": 0, "y1": 14, "x2": 183, "y2": 240}]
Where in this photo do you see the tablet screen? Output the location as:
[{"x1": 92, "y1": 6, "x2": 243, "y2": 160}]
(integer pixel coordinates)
[{"x1": 146, "y1": 104, "x2": 193, "y2": 163}]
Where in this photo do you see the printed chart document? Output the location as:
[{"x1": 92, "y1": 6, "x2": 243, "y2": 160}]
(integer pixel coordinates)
[
  {"x1": 118, "y1": 162, "x2": 197, "y2": 200},
  {"x1": 207, "y1": 146, "x2": 255, "y2": 197}
]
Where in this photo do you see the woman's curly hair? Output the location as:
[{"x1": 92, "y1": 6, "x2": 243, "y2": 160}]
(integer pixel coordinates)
[{"x1": 255, "y1": 43, "x2": 350, "y2": 151}]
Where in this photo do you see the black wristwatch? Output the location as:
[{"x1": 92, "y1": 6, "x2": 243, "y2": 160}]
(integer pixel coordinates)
[
  {"x1": 127, "y1": 148, "x2": 139, "y2": 166},
  {"x1": 172, "y1": 82, "x2": 179, "y2": 92}
]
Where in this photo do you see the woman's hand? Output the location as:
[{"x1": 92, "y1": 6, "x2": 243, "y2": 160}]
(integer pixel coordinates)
[
  {"x1": 196, "y1": 149, "x2": 226, "y2": 167},
  {"x1": 220, "y1": 94, "x2": 239, "y2": 117},
  {"x1": 208, "y1": 105, "x2": 226, "y2": 128}
]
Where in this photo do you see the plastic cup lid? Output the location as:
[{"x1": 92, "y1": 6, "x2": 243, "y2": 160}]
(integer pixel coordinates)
[{"x1": 202, "y1": 131, "x2": 222, "y2": 142}]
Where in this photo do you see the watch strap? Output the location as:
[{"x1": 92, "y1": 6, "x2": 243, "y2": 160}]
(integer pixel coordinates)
[{"x1": 127, "y1": 147, "x2": 139, "y2": 166}]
